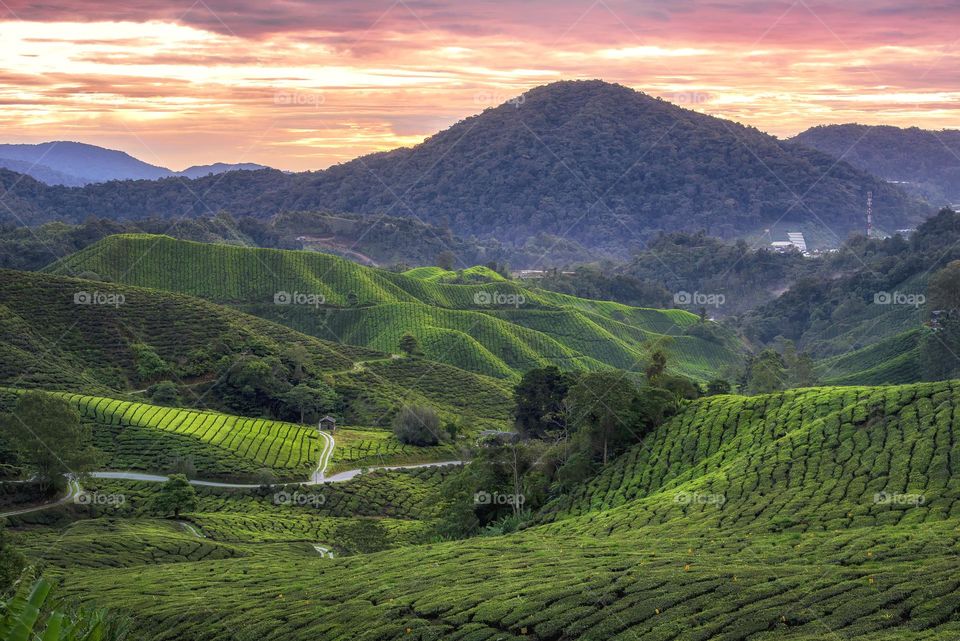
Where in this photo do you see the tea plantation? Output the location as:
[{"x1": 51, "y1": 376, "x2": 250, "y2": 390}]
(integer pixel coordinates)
[
  {"x1": 0, "y1": 269, "x2": 516, "y2": 431},
  {"x1": 8, "y1": 381, "x2": 960, "y2": 640},
  {"x1": 46, "y1": 234, "x2": 743, "y2": 381}
]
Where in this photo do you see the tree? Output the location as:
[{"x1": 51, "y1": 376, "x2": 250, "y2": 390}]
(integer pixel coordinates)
[
  {"x1": 1, "y1": 392, "x2": 98, "y2": 494},
  {"x1": 513, "y1": 367, "x2": 573, "y2": 438},
  {"x1": 783, "y1": 342, "x2": 818, "y2": 388},
  {"x1": 928, "y1": 260, "x2": 960, "y2": 312},
  {"x1": 399, "y1": 333, "x2": 420, "y2": 356},
  {"x1": 284, "y1": 344, "x2": 310, "y2": 382},
  {"x1": 147, "y1": 380, "x2": 180, "y2": 406},
  {"x1": 152, "y1": 474, "x2": 197, "y2": 518},
  {"x1": 281, "y1": 382, "x2": 339, "y2": 424},
  {"x1": 922, "y1": 261, "x2": 960, "y2": 379},
  {"x1": 444, "y1": 419, "x2": 461, "y2": 441},
  {"x1": 436, "y1": 250, "x2": 456, "y2": 271},
  {"x1": 706, "y1": 379, "x2": 732, "y2": 395},
  {"x1": 132, "y1": 342, "x2": 171, "y2": 382},
  {"x1": 566, "y1": 372, "x2": 641, "y2": 465},
  {"x1": 645, "y1": 350, "x2": 668, "y2": 385},
  {"x1": 392, "y1": 405, "x2": 442, "y2": 446},
  {"x1": 748, "y1": 349, "x2": 786, "y2": 394}
]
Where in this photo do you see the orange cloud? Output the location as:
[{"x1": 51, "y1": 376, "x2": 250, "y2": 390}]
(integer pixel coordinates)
[{"x1": 0, "y1": 1, "x2": 957, "y2": 170}]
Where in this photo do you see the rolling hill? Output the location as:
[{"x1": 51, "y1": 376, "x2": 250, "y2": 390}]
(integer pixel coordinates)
[
  {"x1": 45, "y1": 234, "x2": 744, "y2": 381},
  {"x1": 0, "y1": 83, "x2": 930, "y2": 254},
  {"x1": 20, "y1": 380, "x2": 960, "y2": 640},
  {"x1": 0, "y1": 268, "x2": 514, "y2": 429},
  {"x1": 793, "y1": 124, "x2": 960, "y2": 205}
]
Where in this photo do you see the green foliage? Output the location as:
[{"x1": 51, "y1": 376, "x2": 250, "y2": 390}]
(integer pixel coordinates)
[
  {"x1": 0, "y1": 392, "x2": 98, "y2": 493},
  {"x1": 47, "y1": 391, "x2": 323, "y2": 481},
  {"x1": 740, "y1": 209, "x2": 960, "y2": 377},
  {"x1": 145, "y1": 381, "x2": 179, "y2": 407},
  {"x1": 0, "y1": 577, "x2": 113, "y2": 641},
  {"x1": 392, "y1": 406, "x2": 442, "y2": 447},
  {"x1": 513, "y1": 367, "x2": 573, "y2": 438},
  {"x1": 747, "y1": 349, "x2": 786, "y2": 394},
  {"x1": 794, "y1": 123, "x2": 960, "y2": 203},
  {"x1": 130, "y1": 343, "x2": 170, "y2": 383},
  {"x1": 10, "y1": 381, "x2": 960, "y2": 641},
  {"x1": 705, "y1": 378, "x2": 731, "y2": 395},
  {"x1": 398, "y1": 333, "x2": 419, "y2": 356},
  {"x1": 0, "y1": 526, "x2": 24, "y2": 595},
  {"x1": 151, "y1": 474, "x2": 197, "y2": 518},
  {"x1": 566, "y1": 372, "x2": 643, "y2": 464},
  {"x1": 279, "y1": 382, "x2": 339, "y2": 425}
]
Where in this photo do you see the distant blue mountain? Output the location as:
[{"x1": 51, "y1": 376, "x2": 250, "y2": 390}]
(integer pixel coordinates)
[{"x1": 0, "y1": 141, "x2": 269, "y2": 185}]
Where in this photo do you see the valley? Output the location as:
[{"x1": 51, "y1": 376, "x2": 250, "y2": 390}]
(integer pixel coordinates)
[{"x1": 0, "y1": 15, "x2": 959, "y2": 637}]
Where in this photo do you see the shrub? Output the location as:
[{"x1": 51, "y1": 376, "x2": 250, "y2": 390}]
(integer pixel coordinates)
[{"x1": 392, "y1": 405, "x2": 442, "y2": 446}]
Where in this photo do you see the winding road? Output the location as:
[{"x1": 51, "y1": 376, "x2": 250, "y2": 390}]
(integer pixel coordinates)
[{"x1": 0, "y1": 430, "x2": 462, "y2": 517}]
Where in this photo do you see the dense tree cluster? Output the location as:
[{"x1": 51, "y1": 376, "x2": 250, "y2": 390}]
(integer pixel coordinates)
[
  {"x1": 739, "y1": 208, "x2": 960, "y2": 359},
  {"x1": 794, "y1": 124, "x2": 960, "y2": 204},
  {"x1": 0, "y1": 82, "x2": 927, "y2": 258}
]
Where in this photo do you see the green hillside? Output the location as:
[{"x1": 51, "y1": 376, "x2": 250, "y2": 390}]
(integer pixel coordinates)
[
  {"x1": 817, "y1": 329, "x2": 926, "y2": 386},
  {"x1": 0, "y1": 268, "x2": 513, "y2": 430},
  {"x1": 46, "y1": 234, "x2": 743, "y2": 381},
  {"x1": 13, "y1": 380, "x2": 959, "y2": 640},
  {"x1": 62, "y1": 392, "x2": 322, "y2": 481}
]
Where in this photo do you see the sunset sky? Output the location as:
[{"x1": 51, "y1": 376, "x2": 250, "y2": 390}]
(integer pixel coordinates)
[{"x1": 1, "y1": 0, "x2": 959, "y2": 171}]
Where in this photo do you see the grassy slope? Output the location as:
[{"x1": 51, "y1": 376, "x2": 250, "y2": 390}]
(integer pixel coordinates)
[
  {"x1": 46, "y1": 234, "x2": 742, "y2": 381},
  {"x1": 28, "y1": 381, "x2": 960, "y2": 640}
]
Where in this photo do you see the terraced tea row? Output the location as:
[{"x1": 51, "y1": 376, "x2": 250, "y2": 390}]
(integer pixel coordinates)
[
  {"x1": 46, "y1": 235, "x2": 743, "y2": 381},
  {"x1": 535, "y1": 381, "x2": 960, "y2": 535},
  {"x1": 52, "y1": 392, "x2": 322, "y2": 481},
  {"x1": 51, "y1": 523, "x2": 960, "y2": 641}
]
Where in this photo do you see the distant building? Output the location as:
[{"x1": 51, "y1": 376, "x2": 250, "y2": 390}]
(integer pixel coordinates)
[
  {"x1": 787, "y1": 232, "x2": 808, "y2": 254},
  {"x1": 512, "y1": 269, "x2": 576, "y2": 280},
  {"x1": 319, "y1": 416, "x2": 337, "y2": 432},
  {"x1": 770, "y1": 232, "x2": 809, "y2": 255}
]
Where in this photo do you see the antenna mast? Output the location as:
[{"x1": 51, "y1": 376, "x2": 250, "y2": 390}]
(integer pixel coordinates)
[{"x1": 866, "y1": 191, "x2": 873, "y2": 238}]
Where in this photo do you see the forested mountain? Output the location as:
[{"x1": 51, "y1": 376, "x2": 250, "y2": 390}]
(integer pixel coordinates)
[
  {"x1": 0, "y1": 82, "x2": 930, "y2": 256},
  {"x1": 793, "y1": 124, "x2": 960, "y2": 205}
]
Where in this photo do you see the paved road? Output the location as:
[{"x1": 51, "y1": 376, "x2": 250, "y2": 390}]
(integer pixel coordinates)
[
  {"x1": 89, "y1": 460, "x2": 463, "y2": 486},
  {"x1": 0, "y1": 429, "x2": 463, "y2": 517},
  {"x1": 0, "y1": 479, "x2": 81, "y2": 517}
]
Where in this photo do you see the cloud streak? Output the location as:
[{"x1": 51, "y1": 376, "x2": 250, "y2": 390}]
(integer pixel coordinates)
[{"x1": 0, "y1": 1, "x2": 958, "y2": 170}]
